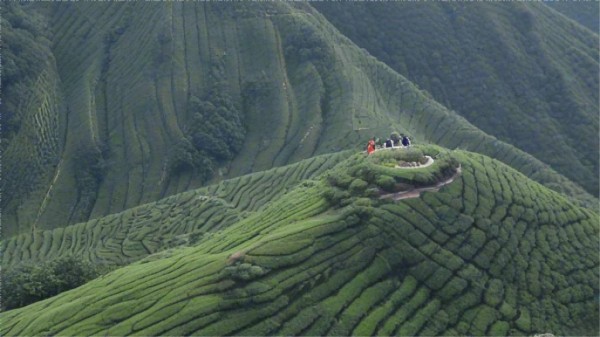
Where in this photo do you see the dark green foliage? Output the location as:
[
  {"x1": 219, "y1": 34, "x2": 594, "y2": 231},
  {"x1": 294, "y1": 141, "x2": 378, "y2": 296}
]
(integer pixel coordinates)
[
  {"x1": 390, "y1": 132, "x2": 401, "y2": 145},
  {"x1": 188, "y1": 93, "x2": 245, "y2": 162},
  {"x1": 323, "y1": 187, "x2": 351, "y2": 206},
  {"x1": 169, "y1": 91, "x2": 245, "y2": 181},
  {"x1": 168, "y1": 137, "x2": 214, "y2": 181},
  {"x1": 484, "y1": 279, "x2": 505, "y2": 307},
  {"x1": 515, "y1": 308, "x2": 532, "y2": 332},
  {"x1": 438, "y1": 276, "x2": 468, "y2": 301},
  {"x1": 471, "y1": 305, "x2": 499, "y2": 335},
  {"x1": 282, "y1": 18, "x2": 332, "y2": 67},
  {"x1": 1, "y1": 256, "x2": 106, "y2": 310},
  {"x1": 0, "y1": 3, "x2": 52, "y2": 141},
  {"x1": 375, "y1": 175, "x2": 396, "y2": 192},
  {"x1": 348, "y1": 179, "x2": 368, "y2": 195},
  {"x1": 71, "y1": 145, "x2": 108, "y2": 220},
  {"x1": 326, "y1": 171, "x2": 354, "y2": 189}
]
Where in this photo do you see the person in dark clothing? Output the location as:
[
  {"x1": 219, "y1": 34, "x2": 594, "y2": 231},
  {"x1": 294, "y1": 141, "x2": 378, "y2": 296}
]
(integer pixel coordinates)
[
  {"x1": 401, "y1": 135, "x2": 411, "y2": 147},
  {"x1": 385, "y1": 139, "x2": 393, "y2": 148}
]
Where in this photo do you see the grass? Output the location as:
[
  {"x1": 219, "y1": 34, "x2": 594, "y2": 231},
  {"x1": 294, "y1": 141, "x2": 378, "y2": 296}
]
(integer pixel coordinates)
[{"x1": 1, "y1": 147, "x2": 598, "y2": 336}]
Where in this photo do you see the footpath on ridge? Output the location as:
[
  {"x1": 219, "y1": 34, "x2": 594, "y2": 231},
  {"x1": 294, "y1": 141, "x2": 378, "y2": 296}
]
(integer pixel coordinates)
[{"x1": 375, "y1": 149, "x2": 461, "y2": 200}]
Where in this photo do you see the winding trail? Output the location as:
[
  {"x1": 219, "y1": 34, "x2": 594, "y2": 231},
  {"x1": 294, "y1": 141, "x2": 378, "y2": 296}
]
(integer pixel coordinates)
[
  {"x1": 380, "y1": 164, "x2": 462, "y2": 201},
  {"x1": 394, "y1": 155, "x2": 434, "y2": 169}
]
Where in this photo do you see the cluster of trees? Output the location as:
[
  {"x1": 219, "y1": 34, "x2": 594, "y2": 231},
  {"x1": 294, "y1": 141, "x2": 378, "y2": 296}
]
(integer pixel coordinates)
[
  {"x1": 188, "y1": 93, "x2": 245, "y2": 161},
  {"x1": 168, "y1": 137, "x2": 214, "y2": 181},
  {"x1": 1, "y1": 3, "x2": 53, "y2": 144},
  {"x1": 282, "y1": 19, "x2": 333, "y2": 67},
  {"x1": 168, "y1": 91, "x2": 245, "y2": 182},
  {"x1": 2, "y1": 256, "x2": 107, "y2": 310},
  {"x1": 71, "y1": 144, "x2": 108, "y2": 220}
]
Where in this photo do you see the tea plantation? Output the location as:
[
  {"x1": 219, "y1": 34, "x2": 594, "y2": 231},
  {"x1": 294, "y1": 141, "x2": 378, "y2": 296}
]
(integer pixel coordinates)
[
  {"x1": 1, "y1": 146, "x2": 597, "y2": 336},
  {"x1": 2, "y1": 151, "x2": 349, "y2": 268}
]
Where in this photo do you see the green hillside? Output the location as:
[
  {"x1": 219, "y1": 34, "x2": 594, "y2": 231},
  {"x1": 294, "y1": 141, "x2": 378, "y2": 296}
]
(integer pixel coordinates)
[
  {"x1": 1, "y1": 146, "x2": 598, "y2": 336},
  {"x1": 313, "y1": 1, "x2": 599, "y2": 196},
  {"x1": 2, "y1": 151, "x2": 350, "y2": 268},
  {"x1": 3, "y1": 2, "x2": 597, "y2": 237}
]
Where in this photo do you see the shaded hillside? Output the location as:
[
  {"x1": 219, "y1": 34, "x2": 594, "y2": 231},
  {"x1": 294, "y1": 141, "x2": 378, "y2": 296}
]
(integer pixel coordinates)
[
  {"x1": 1, "y1": 146, "x2": 598, "y2": 336},
  {"x1": 1, "y1": 3, "x2": 67, "y2": 235},
  {"x1": 544, "y1": 1, "x2": 600, "y2": 33},
  {"x1": 313, "y1": 1, "x2": 599, "y2": 196},
  {"x1": 3, "y1": 2, "x2": 596, "y2": 237}
]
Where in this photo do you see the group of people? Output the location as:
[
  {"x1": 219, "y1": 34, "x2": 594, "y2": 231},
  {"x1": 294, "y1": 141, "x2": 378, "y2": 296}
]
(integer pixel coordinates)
[{"x1": 366, "y1": 133, "x2": 411, "y2": 154}]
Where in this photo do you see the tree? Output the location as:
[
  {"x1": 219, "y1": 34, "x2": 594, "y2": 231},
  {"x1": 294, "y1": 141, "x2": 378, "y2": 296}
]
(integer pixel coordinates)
[{"x1": 1, "y1": 256, "x2": 105, "y2": 310}]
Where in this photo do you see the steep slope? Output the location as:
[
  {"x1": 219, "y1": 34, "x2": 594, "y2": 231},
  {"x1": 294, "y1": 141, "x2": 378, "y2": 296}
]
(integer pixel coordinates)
[
  {"x1": 313, "y1": 1, "x2": 599, "y2": 196},
  {"x1": 3, "y1": 2, "x2": 596, "y2": 237},
  {"x1": 1, "y1": 146, "x2": 598, "y2": 336},
  {"x1": 1, "y1": 3, "x2": 67, "y2": 235},
  {"x1": 544, "y1": 1, "x2": 600, "y2": 33}
]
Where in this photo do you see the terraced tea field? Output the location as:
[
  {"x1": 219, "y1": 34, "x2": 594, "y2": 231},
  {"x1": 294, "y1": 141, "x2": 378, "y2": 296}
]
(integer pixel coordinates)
[
  {"x1": 2, "y1": 147, "x2": 597, "y2": 336},
  {"x1": 2, "y1": 152, "x2": 349, "y2": 267}
]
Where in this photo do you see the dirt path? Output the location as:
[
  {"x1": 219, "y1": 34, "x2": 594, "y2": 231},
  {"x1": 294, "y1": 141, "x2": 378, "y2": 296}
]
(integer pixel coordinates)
[
  {"x1": 380, "y1": 165, "x2": 462, "y2": 201},
  {"x1": 33, "y1": 158, "x2": 64, "y2": 232},
  {"x1": 395, "y1": 155, "x2": 434, "y2": 169}
]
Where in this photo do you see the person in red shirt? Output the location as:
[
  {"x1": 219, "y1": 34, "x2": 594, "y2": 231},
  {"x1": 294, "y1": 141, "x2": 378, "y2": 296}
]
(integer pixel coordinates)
[{"x1": 367, "y1": 138, "x2": 376, "y2": 154}]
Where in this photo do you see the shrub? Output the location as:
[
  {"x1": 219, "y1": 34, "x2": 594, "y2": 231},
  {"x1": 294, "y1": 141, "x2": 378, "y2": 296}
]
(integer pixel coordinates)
[
  {"x1": 223, "y1": 263, "x2": 268, "y2": 281},
  {"x1": 169, "y1": 91, "x2": 245, "y2": 182},
  {"x1": 484, "y1": 278, "x2": 505, "y2": 306},
  {"x1": 375, "y1": 175, "x2": 396, "y2": 192},
  {"x1": 490, "y1": 321, "x2": 510, "y2": 336},
  {"x1": 168, "y1": 137, "x2": 214, "y2": 181},
  {"x1": 515, "y1": 308, "x2": 531, "y2": 332},
  {"x1": 323, "y1": 187, "x2": 351, "y2": 205},
  {"x1": 326, "y1": 172, "x2": 354, "y2": 189},
  {"x1": 390, "y1": 132, "x2": 401, "y2": 144},
  {"x1": 349, "y1": 179, "x2": 368, "y2": 195},
  {"x1": 72, "y1": 145, "x2": 107, "y2": 203},
  {"x1": 439, "y1": 276, "x2": 468, "y2": 301},
  {"x1": 1, "y1": 256, "x2": 106, "y2": 310}
]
